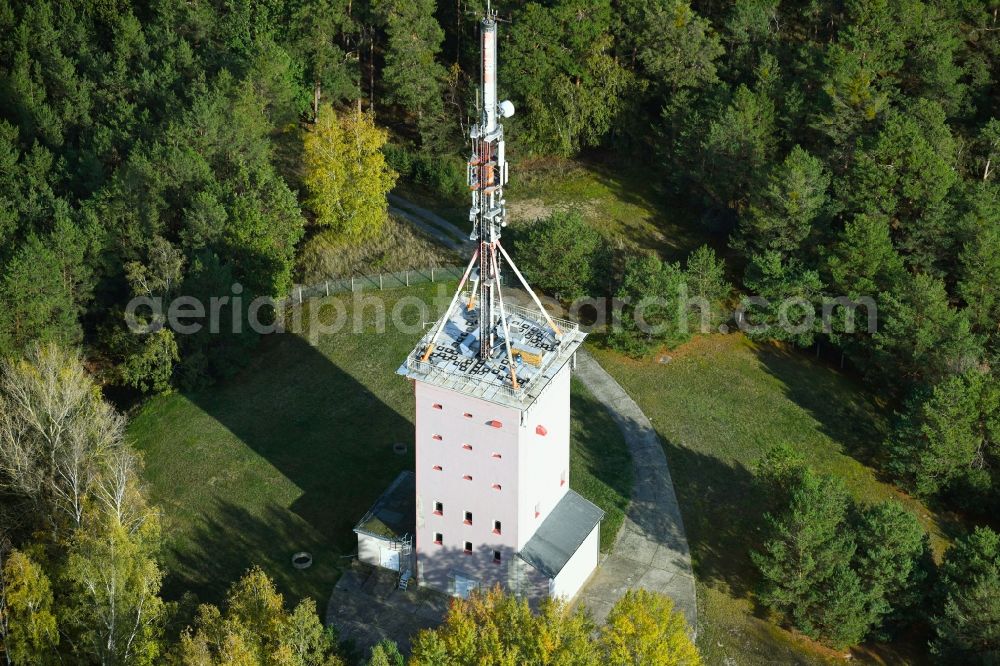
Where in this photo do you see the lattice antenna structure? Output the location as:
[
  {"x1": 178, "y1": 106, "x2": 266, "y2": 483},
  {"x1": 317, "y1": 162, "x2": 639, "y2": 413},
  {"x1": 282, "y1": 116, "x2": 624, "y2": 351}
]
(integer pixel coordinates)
[{"x1": 418, "y1": 12, "x2": 561, "y2": 390}]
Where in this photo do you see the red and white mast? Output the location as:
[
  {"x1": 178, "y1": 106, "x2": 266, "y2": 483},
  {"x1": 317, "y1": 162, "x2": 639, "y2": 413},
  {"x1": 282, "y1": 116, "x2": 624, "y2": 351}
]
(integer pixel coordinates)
[{"x1": 419, "y1": 11, "x2": 561, "y2": 387}]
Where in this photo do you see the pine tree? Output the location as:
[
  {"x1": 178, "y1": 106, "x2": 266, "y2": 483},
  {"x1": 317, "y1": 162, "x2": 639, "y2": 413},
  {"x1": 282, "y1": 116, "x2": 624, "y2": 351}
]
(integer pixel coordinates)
[
  {"x1": 932, "y1": 527, "x2": 1000, "y2": 662},
  {"x1": 701, "y1": 84, "x2": 777, "y2": 209},
  {"x1": 874, "y1": 274, "x2": 982, "y2": 388},
  {"x1": 958, "y1": 201, "x2": 1000, "y2": 336},
  {"x1": 683, "y1": 245, "x2": 730, "y2": 331},
  {"x1": 886, "y1": 370, "x2": 1000, "y2": 503},
  {"x1": 751, "y1": 468, "x2": 866, "y2": 646},
  {"x1": 741, "y1": 251, "x2": 823, "y2": 347},
  {"x1": 375, "y1": 0, "x2": 447, "y2": 151},
  {"x1": 852, "y1": 501, "x2": 932, "y2": 634},
  {"x1": 825, "y1": 213, "x2": 904, "y2": 299},
  {"x1": 740, "y1": 146, "x2": 830, "y2": 257},
  {"x1": 610, "y1": 252, "x2": 689, "y2": 356}
]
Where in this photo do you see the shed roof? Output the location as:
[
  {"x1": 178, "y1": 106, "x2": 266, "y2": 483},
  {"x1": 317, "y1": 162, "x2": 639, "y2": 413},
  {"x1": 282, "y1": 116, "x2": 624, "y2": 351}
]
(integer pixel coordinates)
[
  {"x1": 517, "y1": 490, "x2": 604, "y2": 579},
  {"x1": 353, "y1": 471, "x2": 415, "y2": 540}
]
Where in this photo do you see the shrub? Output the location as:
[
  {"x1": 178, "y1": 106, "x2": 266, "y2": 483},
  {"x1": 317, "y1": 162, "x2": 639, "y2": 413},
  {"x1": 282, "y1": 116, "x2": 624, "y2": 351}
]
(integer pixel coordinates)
[{"x1": 513, "y1": 210, "x2": 610, "y2": 301}]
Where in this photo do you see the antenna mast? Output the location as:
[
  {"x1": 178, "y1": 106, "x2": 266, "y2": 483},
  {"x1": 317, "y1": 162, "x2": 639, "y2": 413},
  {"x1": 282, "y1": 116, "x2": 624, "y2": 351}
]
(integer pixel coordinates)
[{"x1": 468, "y1": 10, "x2": 513, "y2": 360}]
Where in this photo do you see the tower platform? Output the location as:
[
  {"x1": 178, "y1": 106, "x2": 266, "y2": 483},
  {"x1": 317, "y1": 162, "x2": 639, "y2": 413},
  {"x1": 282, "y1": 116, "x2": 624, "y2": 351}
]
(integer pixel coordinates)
[{"x1": 397, "y1": 292, "x2": 586, "y2": 411}]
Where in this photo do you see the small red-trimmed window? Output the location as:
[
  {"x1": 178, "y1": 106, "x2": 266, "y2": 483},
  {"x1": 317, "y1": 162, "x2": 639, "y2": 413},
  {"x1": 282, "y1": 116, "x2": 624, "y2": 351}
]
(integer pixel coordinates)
[
  {"x1": 491, "y1": 483, "x2": 502, "y2": 491},
  {"x1": 434, "y1": 532, "x2": 443, "y2": 545},
  {"x1": 462, "y1": 443, "x2": 473, "y2": 451},
  {"x1": 560, "y1": 469, "x2": 567, "y2": 487},
  {"x1": 488, "y1": 420, "x2": 503, "y2": 429},
  {"x1": 464, "y1": 511, "x2": 473, "y2": 525},
  {"x1": 534, "y1": 503, "x2": 541, "y2": 519},
  {"x1": 535, "y1": 425, "x2": 547, "y2": 436},
  {"x1": 491, "y1": 452, "x2": 502, "y2": 460},
  {"x1": 432, "y1": 403, "x2": 443, "y2": 410},
  {"x1": 433, "y1": 501, "x2": 443, "y2": 515},
  {"x1": 493, "y1": 520, "x2": 502, "y2": 535},
  {"x1": 464, "y1": 541, "x2": 473, "y2": 554},
  {"x1": 493, "y1": 550, "x2": 502, "y2": 563},
  {"x1": 463, "y1": 412, "x2": 473, "y2": 419},
  {"x1": 463, "y1": 474, "x2": 473, "y2": 481},
  {"x1": 432, "y1": 465, "x2": 443, "y2": 471}
]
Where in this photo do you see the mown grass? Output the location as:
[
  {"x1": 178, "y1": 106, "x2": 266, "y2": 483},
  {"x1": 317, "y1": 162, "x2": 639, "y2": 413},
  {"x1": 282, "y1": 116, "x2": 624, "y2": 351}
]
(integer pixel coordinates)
[
  {"x1": 128, "y1": 282, "x2": 631, "y2": 607},
  {"x1": 588, "y1": 334, "x2": 949, "y2": 665}
]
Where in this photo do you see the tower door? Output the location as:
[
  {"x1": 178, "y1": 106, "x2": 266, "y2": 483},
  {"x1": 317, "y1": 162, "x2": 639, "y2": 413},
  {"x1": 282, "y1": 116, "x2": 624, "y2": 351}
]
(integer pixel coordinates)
[
  {"x1": 379, "y1": 547, "x2": 400, "y2": 571},
  {"x1": 453, "y1": 574, "x2": 480, "y2": 599}
]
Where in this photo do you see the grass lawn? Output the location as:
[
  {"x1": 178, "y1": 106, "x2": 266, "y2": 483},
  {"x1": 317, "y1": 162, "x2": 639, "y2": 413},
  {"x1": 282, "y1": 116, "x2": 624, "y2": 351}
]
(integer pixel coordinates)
[
  {"x1": 395, "y1": 155, "x2": 711, "y2": 261},
  {"x1": 128, "y1": 282, "x2": 631, "y2": 607},
  {"x1": 588, "y1": 334, "x2": 952, "y2": 665}
]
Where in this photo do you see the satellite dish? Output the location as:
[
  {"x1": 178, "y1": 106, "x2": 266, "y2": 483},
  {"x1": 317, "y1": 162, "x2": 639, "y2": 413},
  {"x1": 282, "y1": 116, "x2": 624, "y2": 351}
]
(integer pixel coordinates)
[{"x1": 499, "y1": 100, "x2": 515, "y2": 118}]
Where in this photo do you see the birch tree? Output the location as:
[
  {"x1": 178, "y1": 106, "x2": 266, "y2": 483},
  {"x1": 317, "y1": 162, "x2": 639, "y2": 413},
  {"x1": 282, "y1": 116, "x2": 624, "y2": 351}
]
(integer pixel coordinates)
[{"x1": 0, "y1": 344, "x2": 123, "y2": 537}]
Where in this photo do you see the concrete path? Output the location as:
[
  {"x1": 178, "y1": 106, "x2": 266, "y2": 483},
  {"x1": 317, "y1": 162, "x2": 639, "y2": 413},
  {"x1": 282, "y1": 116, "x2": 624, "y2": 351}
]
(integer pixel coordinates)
[
  {"x1": 327, "y1": 563, "x2": 450, "y2": 655},
  {"x1": 573, "y1": 350, "x2": 697, "y2": 633},
  {"x1": 389, "y1": 204, "x2": 467, "y2": 253},
  {"x1": 388, "y1": 194, "x2": 472, "y2": 250}
]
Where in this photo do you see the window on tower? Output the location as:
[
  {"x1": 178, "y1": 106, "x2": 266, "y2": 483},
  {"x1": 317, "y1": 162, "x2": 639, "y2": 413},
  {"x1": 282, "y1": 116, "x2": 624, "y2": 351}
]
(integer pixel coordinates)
[
  {"x1": 432, "y1": 465, "x2": 443, "y2": 471},
  {"x1": 493, "y1": 550, "x2": 502, "y2": 563},
  {"x1": 434, "y1": 533, "x2": 443, "y2": 545},
  {"x1": 463, "y1": 474, "x2": 473, "y2": 481},
  {"x1": 534, "y1": 503, "x2": 540, "y2": 518},
  {"x1": 493, "y1": 520, "x2": 501, "y2": 534},
  {"x1": 433, "y1": 501, "x2": 443, "y2": 515},
  {"x1": 464, "y1": 511, "x2": 472, "y2": 525},
  {"x1": 462, "y1": 443, "x2": 473, "y2": 451},
  {"x1": 464, "y1": 541, "x2": 472, "y2": 554}
]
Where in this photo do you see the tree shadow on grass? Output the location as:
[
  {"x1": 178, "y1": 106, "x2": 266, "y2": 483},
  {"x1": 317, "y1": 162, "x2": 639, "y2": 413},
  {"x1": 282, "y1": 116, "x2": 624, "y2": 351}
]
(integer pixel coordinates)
[
  {"x1": 569, "y1": 380, "x2": 634, "y2": 551},
  {"x1": 163, "y1": 499, "x2": 345, "y2": 608},
  {"x1": 754, "y1": 342, "x2": 889, "y2": 473},
  {"x1": 656, "y1": 434, "x2": 766, "y2": 607},
  {"x1": 176, "y1": 331, "x2": 414, "y2": 605}
]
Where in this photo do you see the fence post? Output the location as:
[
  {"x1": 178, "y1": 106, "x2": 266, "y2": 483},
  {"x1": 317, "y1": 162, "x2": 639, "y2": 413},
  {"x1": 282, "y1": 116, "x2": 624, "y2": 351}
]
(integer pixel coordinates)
[
  {"x1": 431, "y1": 267, "x2": 435, "y2": 282},
  {"x1": 405, "y1": 271, "x2": 409, "y2": 286},
  {"x1": 325, "y1": 280, "x2": 329, "y2": 297},
  {"x1": 379, "y1": 274, "x2": 383, "y2": 290},
  {"x1": 351, "y1": 276, "x2": 355, "y2": 292},
  {"x1": 298, "y1": 287, "x2": 302, "y2": 304}
]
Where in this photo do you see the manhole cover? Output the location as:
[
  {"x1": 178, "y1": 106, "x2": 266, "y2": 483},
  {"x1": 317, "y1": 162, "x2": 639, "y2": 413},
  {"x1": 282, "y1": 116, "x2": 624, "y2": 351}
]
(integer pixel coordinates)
[{"x1": 292, "y1": 552, "x2": 313, "y2": 569}]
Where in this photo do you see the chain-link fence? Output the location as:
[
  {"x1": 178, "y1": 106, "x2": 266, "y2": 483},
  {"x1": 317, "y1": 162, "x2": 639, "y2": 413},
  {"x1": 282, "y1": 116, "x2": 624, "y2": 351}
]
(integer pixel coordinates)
[{"x1": 287, "y1": 265, "x2": 467, "y2": 305}]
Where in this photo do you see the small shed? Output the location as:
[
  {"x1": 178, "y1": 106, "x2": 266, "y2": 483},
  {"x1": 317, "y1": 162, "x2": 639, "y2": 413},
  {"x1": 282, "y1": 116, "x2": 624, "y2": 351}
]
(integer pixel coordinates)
[
  {"x1": 353, "y1": 471, "x2": 415, "y2": 573},
  {"x1": 517, "y1": 490, "x2": 604, "y2": 600}
]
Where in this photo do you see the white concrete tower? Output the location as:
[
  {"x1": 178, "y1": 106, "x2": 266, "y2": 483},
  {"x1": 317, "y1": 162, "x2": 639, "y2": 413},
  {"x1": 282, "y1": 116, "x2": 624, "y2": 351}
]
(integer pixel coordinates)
[{"x1": 397, "y1": 14, "x2": 601, "y2": 602}]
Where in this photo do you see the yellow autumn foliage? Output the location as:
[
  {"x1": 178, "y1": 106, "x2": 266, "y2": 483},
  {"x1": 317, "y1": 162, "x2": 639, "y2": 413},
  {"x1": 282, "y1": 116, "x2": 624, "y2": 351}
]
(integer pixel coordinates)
[{"x1": 303, "y1": 104, "x2": 397, "y2": 241}]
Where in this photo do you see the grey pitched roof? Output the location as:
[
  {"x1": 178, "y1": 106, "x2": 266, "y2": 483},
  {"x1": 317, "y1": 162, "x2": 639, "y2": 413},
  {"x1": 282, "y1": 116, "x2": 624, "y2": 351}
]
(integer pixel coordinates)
[
  {"x1": 517, "y1": 490, "x2": 604, "y2": 579},
  {"x1": 353, "y1": 471, "x2": 415, "y2": 540}
]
